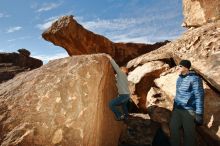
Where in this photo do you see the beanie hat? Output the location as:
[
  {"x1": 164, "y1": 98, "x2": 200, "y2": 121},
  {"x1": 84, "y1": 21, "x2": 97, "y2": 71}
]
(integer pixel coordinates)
[{"x1": 179, "y1": 60, "x2": 191, "y2": 69}]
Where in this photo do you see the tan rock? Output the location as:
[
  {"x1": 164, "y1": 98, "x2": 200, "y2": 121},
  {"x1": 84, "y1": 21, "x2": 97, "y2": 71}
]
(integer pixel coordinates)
[
  {"x1": 128, "y1": 61, "x2": 169, "y2": 84},
  {"x1": 154, "y1": 68, "x2": 179, "y2": 101},
  {"x1": 127, "y1": 20, "x2": 220, "y2": 92},
  {"x1": 127, "y1": 61, "x2": 169, "y2": 111},
  {"x1": 0, "y1": 54, "x2": 122, "y2": 146},
  {"x1": 42, "y1": 15, "x2": 168, "y2": 65},
  {"x1": 183, "y1": 0, "x2": 220, "y2": 27},
  {"x1": 146, "y1": 87, "x2": 172, "y2": 111}
]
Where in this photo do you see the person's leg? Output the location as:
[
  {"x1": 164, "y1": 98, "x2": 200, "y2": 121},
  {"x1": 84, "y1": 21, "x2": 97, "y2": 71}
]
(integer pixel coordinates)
[
  {"x1": 170, "y1": 109, "x2": 182, "y2": 146},
  {"x1": 182, "y1": 110, "x2": 196, "y2": 146},
  {"x1": 122, "y1": 100, "x2": 129, "y2": 118},
  {"x1": 120, "y1": 94, "x2": 129, "y2": 118},
  {"x1": 109, "y1": 95, "x2": 125, "y2": 119}
]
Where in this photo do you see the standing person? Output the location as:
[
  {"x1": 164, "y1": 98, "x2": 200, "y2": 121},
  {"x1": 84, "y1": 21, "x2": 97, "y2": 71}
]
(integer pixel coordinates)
[
  {"x1": 170, "y1": 60, "x2": 205, "y2": 146},
  {"x1": 107, "y1": 55, "x2": 130, "y2": 121}
]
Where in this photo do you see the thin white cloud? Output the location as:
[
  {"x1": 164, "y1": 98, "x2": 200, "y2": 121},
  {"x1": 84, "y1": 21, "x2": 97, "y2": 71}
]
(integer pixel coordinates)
[
  {"x1": 7, "y1": 36, "x2": 31, "y2": 42},
  {"x1": 0, "y1": 12, "x2": 10, "y2": 18},
  {"x1": 78, "y1": 9, "x2": 184, "y2": 43},
  {"x1": 44, "y1": 10, "x2": 73, "y2": 22},
  {"x1": 36, "y1": 18, "x2": 58, "y2": 31},
  {"x1": 32, "y1": 52, "x2": 68, "y2": 64},
  {"x1": 82, "y1": 18, "x2": 142, "y2": 31},
  {"x1": 36, "y1": 2, "x2": 62, "y2": 13},
  {"x1": 7, "y1": 39, "x2": 17, "y2": 42},
  {"x1": 74, "y1": 0, "x2": 184, "y2": 44},
  {"x1": 112, "y1": 35, "x2": 152, "y2": 44},
  {"x1": 36, "y1": 10, "x2": 74, "y2": 31},
  {"x1": 6, "y1": 26, "x2": 22, "y2": 33},
  {"x1": 44, "y1": 16, "x2": 59, "y2": 22},
  {"x1": 78, "y1": 17, "x2": 151, "y2": 43}
]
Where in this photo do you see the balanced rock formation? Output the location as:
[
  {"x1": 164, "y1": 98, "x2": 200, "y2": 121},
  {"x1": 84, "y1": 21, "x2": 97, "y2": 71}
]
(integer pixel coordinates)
[
  {"x1": 183, "y1": 0, "x2": 220, "y2": 27},
  {"x1": 0, "y1": 49, "x2": 43, "y2": 83},
  {"x1": 127, "y1": 20, "x2": 220, "y2": 92},
  {"x1": 0, "y1": 54, "x2": 122, "y2": 146},
  {"x1": 42, "y1": 15, "x2": 168, "y2": 65}
]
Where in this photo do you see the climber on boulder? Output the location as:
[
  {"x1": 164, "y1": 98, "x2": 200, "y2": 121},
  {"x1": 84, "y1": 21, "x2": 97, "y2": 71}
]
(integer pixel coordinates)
[{"x1": 106, "y1": 54, "x2": 131, "y2": 121}]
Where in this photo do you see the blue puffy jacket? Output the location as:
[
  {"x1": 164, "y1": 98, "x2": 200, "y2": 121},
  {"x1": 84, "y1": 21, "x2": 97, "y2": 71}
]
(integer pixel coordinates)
[{"x1": 174, "y1": 71, "x2": 204, "y2": 114}]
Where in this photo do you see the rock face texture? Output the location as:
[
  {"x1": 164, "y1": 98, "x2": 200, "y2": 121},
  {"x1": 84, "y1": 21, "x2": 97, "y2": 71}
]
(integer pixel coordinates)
[
  {"x1": 0, "y1": 49, "x2": 43, "y2": 83},
  {"x1": 42, "y1": 15, "x2": 168, "y2": 65},
  {"x1": 183, "y1": 0, "x2": 220, "y2": 27},
  {"x1": 0, "y1": 54, "x2": 122, "y2": 146},
  {"x1": 127, "y1": 20, "x2": 220, "y2": 92},
  {"x1": 128, "y1": 61, "x2": 170, "y2": 111}
]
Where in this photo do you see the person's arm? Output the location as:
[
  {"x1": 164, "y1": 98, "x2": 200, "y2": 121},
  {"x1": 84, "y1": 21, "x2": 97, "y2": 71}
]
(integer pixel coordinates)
[
  {"x1": 106, "y1": 55, "x2": 122, "y2": 75},
  {"x1": 192, "y1": 76, "x2": 205, "y2": 125}
]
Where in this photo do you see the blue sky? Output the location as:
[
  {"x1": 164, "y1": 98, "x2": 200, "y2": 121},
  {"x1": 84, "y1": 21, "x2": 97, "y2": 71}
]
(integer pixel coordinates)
[{"x1": 0, "y1": 0, "x2": 185, "y2": 63}]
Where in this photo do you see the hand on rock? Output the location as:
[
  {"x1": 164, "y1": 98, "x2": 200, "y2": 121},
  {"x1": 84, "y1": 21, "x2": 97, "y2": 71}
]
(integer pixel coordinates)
[{"x1": 105, "y1": 54, "x2": 112, "y2": 60}]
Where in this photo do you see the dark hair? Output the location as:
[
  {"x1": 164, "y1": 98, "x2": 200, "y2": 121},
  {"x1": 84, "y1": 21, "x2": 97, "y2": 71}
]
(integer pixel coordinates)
[{"x1": 179, "y1": 60, "x2": 191, "y2": 69}]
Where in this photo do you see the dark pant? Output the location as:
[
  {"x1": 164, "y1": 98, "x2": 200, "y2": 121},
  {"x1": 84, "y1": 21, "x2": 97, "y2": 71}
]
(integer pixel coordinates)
[
  {"x1": 109, "y1": 94, "x2": 129, "y2": 119},
  {"x1": 170, "y1": 108, "x2": 196, "y2": 146}
]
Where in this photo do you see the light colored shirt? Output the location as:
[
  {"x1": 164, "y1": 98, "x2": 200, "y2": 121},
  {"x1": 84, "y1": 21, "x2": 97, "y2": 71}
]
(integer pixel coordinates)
[{"x1": 110, "y1": 59, "x2": 130, "y2": 95}]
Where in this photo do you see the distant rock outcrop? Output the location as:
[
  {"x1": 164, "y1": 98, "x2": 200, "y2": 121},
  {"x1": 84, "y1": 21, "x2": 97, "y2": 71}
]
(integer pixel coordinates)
[
  {"x1": 183, "y1": 0, "x2": 220, "y2": 27},
  {"x1": 0, "y1": 54, "x2": 122, "y2": 146},
  {"x1": 17, "y1": 48, "x2": 31, "y2": 57},
  {"x1": 42, "y1": 15, "x2": 168, "y2": 65},
  {"x1": 0, "y1": 49, "x2": 43, "y2": 83}
]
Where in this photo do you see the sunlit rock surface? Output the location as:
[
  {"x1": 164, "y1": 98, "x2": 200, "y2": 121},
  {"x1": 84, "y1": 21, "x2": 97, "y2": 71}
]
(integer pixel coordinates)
[
  {"x1": 0, "y1": 54, "x2": 122, "y2": 146},
  {"x1": 183, "y1": 0, "x2": 220, "y2": 27},
  {"x1": 128, "y1": 61, "x2": 169, "y2": 111}
]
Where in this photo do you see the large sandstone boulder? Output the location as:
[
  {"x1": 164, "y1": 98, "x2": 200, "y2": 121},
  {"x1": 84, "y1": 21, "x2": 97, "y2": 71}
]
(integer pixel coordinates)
[
  {"x1": 0, "y1": 50, "x2": 43, "y2": 83},
  {"x1": 183, "y1": 0, "x2": 220, "y2": 27},
  {"x1": 42, "y1": 15, "x2": 168, "y2": 65},
  {"x1": 154, "y1": 68, "x2": 220, "y2": 144},
  {"x1": 0, "y1": 54, "x2": 122, "y2": 146},
  {"x1": 127, "y1": 20, "x2": 220, "y2": 92}
]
